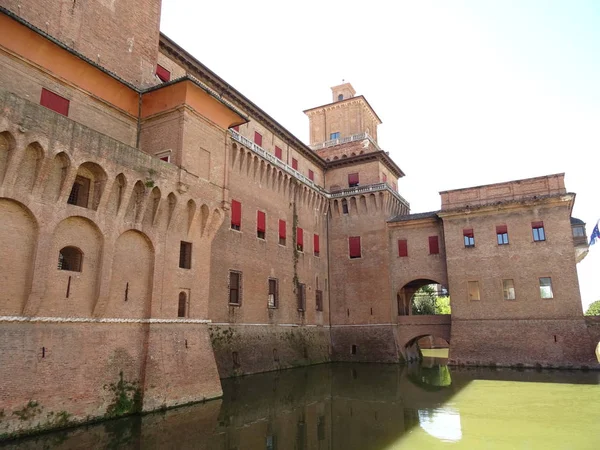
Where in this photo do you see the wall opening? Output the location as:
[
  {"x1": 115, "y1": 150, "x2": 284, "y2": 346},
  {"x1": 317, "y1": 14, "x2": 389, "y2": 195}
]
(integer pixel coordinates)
[
  {"x1": 58, "y1": 246, "x2": 83, "y2": 272},
  {"x1": 178, "y1": 291, "x2": 187, "y2": 318},
  {"x1": 398, "y1": 279, "x2": 449, "y2": 316}
]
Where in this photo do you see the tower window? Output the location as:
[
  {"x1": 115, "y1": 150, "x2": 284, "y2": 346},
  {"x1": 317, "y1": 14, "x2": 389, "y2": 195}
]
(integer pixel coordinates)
[
  {"x1": 67, "y1": 176, "x2": 91, "y2": 207},
  {"x1": 308, "y1": 169, "x2": 314, "y2": 181},
  {"x1": 342, "y1": 199, "x2": 349, "y2": 214},
  {"x1": 292, "y1": 158, "x2": 298, "y2": 170},
  {"x1": 463, "y1": 229, "x2": 475, "y2": 247},
  {"x1": 532, "y1": 221, "x2": 546, "y2": 241},
  {"x1": 348, "y1": 173, "x2": 359, "y2": 187},
  {"x1": 275, "y1": 146, "x2": 282, "y2": 160},
  {"x1": 179, "y1": 241, "x2": 192, "y2": 269},
  {"x1": 178, "y1": 292, "x2": 187, "y2": 317},
  {"x1": 279, "y1": 219, "x2": 286, "y2": 245},
  {"x1": 338, "y1": 94, "x2": 344, "y2": 101},
  {"x1": 257, "y1": 210, "x2": 266, "y2": 239},
  {"x1": 155, "y1": 64, "x2": 171, "y2": 82},
  {"x1": 316, "y1": 290, "x2": 323, "y2": 311},
  {"x1": 398, "y1": 239, "x2": 408, "y2": 257},
  {"x1": 297, "y1": 283, "x2": 306, "y2": 311},
  {"x1": 254, "y1": 132, "x2": 262, "y2": 146},
  {"x1": 229, "y1": 271, "x2": 242, "y2": 305},
  {"x1": 539, "y1": 277, "x2": 553, "y2": 299},
  {"x1": 268, "y1": 278, "x2": 278, "y2": 308},
  {"x1": 497, "y1": 225, "x2": 509, "y2": 245},
  {"x1": 296, "y1": 227, "x2": 304, "y2": 252},
  {"x1": 58, "y1": 247, "x2": 83, "y2": 272},
  {"x1": 231, "y1": 199, "x2": 242, "y2": 231},
  {"x1": 330, "y1": 132, "x2": 340, "y2": 140},
  {"x1": 314, "y1": 234, "x2": 320, "y2": 257},
  {"x1": 503, "y1": 279, "x2": 515, "y2": 300},
  {"x1": 349, "y1": 236, "x2": 361, "y2": 259}
]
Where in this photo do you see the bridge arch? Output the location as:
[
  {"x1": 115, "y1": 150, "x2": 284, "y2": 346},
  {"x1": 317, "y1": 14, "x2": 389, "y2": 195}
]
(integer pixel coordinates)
[{"x1": 397, "y1": 278, "x2": 449, "y2": 316}]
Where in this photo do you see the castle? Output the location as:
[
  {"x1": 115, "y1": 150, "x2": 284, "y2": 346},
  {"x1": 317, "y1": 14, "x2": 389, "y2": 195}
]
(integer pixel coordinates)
[{"x1": 0, "y1": 0, "x2": 598, "y2": 438}]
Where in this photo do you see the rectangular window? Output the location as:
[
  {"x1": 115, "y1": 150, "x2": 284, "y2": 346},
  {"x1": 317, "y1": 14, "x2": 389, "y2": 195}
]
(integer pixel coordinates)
[
  {"x1": 257, "y1": 210, "x2": 266, "y2": 239},
  {"x1": 179, "y1": 241, "x2": 192, "y2": 269},
  {"x1": 268, "y1": 278, "x2": 278, "y2": 308},
  {"x1": 275, "y1": 146, "x2": 282, "y2": 160},
  {"x1": 231, "y1": 199, "x2": 241, "y2": 230},
  {"x1": 532, "y1": 221, "x2": 546, "y2": 241},
  {"x1": 330, "y1": 132, "x2": 340, "y2": 140},
  {"x1": 308, "y1": 169, "x2": 314, "y2": 181},
  {"x1": 254, "y1": 131, "x2": 262, "y2": 146},
  {"x1": 229, "y1": 271, "x2": 242, "y2": 305},
  {"x1": 155, "y1": 64, "x2": 171, "y2": 82},
  {"x1": 503, "y1": 279, "x2": 516, "y2": 300},
  {"x1": 279, "y1": 219, "x2": 286, "y2": 245},
  {"x1": 297, "y1": 283, "x2": 306, "y2": 311},
  {"x1": 463, "y1": 229, "x2": 475, "y2": 247},
  {"x1": 429, "y1": 236, "x2": 440, "y2": 254},
  {"x1": 40, "y1": 88, "x2": 70, "y2": 116},
  {"x1": 497, "y1": 225, "x2": 509, "y2": 245},
  {"x1": 316, "y1": 290, "x2": 323, "y2": 311},
  {"x1": 398, "y1": 239, "x2": 408, "y2": 257},
  {"x1": 342, "y1": 199, "x2": 349, "y2": 214},
  {"x1": 67, "y1": 176, "x2": 90, "y2": 207},
  {"x1": 296, "y1": 227, "x2": 304, "y2": 252},
  {"x1": 468, "y1": 281, "x2": 480, "y2": 301},
  {"x1": 292, "y1": 158, "x2": 298, "y2": 170},
  {"x1": 382, "y1": 173, "x2": 387, "y2": 183},
  {"x1": 348, "y1": 172, "x2": 359, "y2": 187},
  {"x1": 539, "y1": 277, "x2": 553, "y2": 299},
  {"x1": 573, "y1": 226, "x2": 585, "y2": 237},
  {"x1": 349, "y1": 236, "x2": 361, "y2": 259},
  {"x1": 314, "y1": 234, "x2": 320, "y2": 256}
]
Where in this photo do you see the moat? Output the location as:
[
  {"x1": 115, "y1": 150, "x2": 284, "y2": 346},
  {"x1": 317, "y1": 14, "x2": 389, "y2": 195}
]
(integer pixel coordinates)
[{"x1": 4, "y1": 356, "x2": 600, "y2": 449}]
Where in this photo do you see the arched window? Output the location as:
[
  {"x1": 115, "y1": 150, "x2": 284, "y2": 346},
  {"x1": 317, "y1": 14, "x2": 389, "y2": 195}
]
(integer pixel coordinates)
[
  {"x1": 178, "y1": 292, "x2": 187, "y2": 318},
  {"x1": 338, "y1": 94, "x2": 344, "y2": 101},
  {"x1": 58, "y1": 246, "x2": 83, "y2": 272}
]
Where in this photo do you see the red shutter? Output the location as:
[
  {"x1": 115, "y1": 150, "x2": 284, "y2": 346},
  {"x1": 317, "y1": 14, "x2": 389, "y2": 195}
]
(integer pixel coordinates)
[
  {"x1": 308, "y1": 170, "x2": 314, "y2": 181},
  {"x1": 233, "y1": 126, "x2": 240, "y2": 132},
  {"x1": 349, "y1": 236, "x2": 361, "y2": 258},
  {"x1": 156, "y1": 64, "x2": 171, "y2": 82},
  {"x1": 257, "y1": 210, "x2": 266, "y2": 232},
  {"x1": 348, "y1": 173, "x2": 359, "y2": 185},
  {"x1": 292, "y1": 158, "x2": 298, "y2": 170},
  {"x1": 429, "y1": 236, "x2": 439, "y2": 254},
  {"x1": 382, "y1": 173, "x2": 387, "y2": 183},
  {"x1": 532, "y1": 221, "x2": 544, "y2": 228},
  {"x1": 463, "y1": 228, "x2": 474, "y2": 237},
  {"x1": 40, "y1": 88, "x2": 69, "y2": 116},
  {"x1": 254, "y1": 132, "x2": 262, "y2": 146},
  {"x1": 279, "y1": 219, "x2": 286, "y2": 238},
  {"x1": 496, "y1": 224, "x2": 508, "y2": 234},
  {"x1": 231, "y1": 200, "x2": 241, "y2": 227},
  {"x1": 275, "y1": 146, "x2": 282, "y2": 159},
  {"x1": 297, "y1": 227, "x2": 303, "y2": 246},
  {"x1": 314, "y1": 234, "x2": 320, "y2": 254},
  {"x1": 398, "y1": 239, "x2": 408, "y2": 257}
]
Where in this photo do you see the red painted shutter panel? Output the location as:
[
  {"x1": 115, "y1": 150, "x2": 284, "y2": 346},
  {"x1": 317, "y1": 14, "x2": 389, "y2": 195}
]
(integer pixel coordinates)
[
  {"x1": 463, "y1": 228, "x2": 474, "y2": 237},
  {"x1": 275, "y1": 146, "x2": 282, "y2": 159},
  {"x1": 233, "y1": 126, "x2": 240, "y2": 132},
  {"x1": 383, "y1": 173, "x2": 387, "y2": 182},
  {"x1": 156, "y1": 64, "x2": 171, "y2": 82},
  {"x1": 231, "y1": 200, "x2": 241, "y2": 227},
  {"x1": 348, "y1": 173, "x2": 359, "y2": 185},
  {"x1": 297, "y1": 227, "x2": 303, "y2": 246},
  {"x1": 308, "y1": 170, "x2": 314, "y2": 181},
  {"x1": 279, "y1": 220, "x2": 286, "y2": 238},
  {"x1": 40, "y1": 88, "x2": 69, "y2": 116},
  {"x1": 257, "y1": 211, "x2": 266, "y2": 232},
  {"x1": 314, "y1": 234, "x2": 320, "y2": 254},
  {"x1": 429, "y1": 236, "x2": 439, "y2": 254},
  {"x1": 349, "y1": 236, "x2": 361, "y2": 258},
  {"x1": 254, "y1": 132, "x2": 262, "y2": 146},
  {"x1": 292, "y1": 158, "x2": 298, "y2": 170},
  {"x1": 532, "y1": 221, "x2": 544, "y2": 228},
  {"x1": 398, "y1": 239, "x2": 408, "y2": 257},
  {"x1": 496, "y1": 225, "x2": 508, "y2": 234}
]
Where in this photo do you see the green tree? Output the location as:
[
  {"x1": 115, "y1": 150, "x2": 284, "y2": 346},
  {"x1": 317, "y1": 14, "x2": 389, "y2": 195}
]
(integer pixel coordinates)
[
  {"x1": 436, "y1": 296, "x2": 451, "y2": 314},
  {"x1": 585, "y1": 300, "x2": 600, "y2": 316},
  {"x1": 412, "y1": 286, "x2": 451, "y2": 315}
]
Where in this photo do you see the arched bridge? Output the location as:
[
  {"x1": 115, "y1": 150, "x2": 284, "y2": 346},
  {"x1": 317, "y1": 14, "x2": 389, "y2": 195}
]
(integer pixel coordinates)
[{"x1": 397, "y1": 315, "x2": 452, "y2": 361}]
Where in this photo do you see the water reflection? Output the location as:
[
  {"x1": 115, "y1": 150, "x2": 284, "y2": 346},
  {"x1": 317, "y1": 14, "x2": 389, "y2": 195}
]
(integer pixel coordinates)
[{"x1": 3, "y1": 361, "x2": 600, "y2": 450}]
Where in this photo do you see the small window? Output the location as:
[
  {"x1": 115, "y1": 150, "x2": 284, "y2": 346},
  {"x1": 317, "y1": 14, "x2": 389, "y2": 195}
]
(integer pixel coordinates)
[
  {"x1": 179, "y1": 241, "x2": 192, "y2": 269},
  {"x1": 308, "y1": 169, "x2": 314, "y2": 181},
  {"x1": 497, "y1": 225, "x2": 509, "y2": 245},
  {"x1": 330, "y1": 132, "x2": 340, "y2": 140},
  {"x1": 297, "y1": 283, "x2": 306, "y2": 311},
  {"x1": 348, "y1": 173, "x2": 359, "y2": 188},
  {"x1": 463, "y1": 229, "x2": 475, "y2": 247},
  {"x1": 279, "y1": 219, "x2": 286, "y2": 245},
  {"x1": 316, "y1": 290, "x2": 323, "y2": 311},
  {"x1": 314, "y1": 234, "x2": 320, "y2": 257},
  {"x1": 296, "y1": 227, "x2": 304, "y2": 252},
  {"x1": 58, "y1": 246, "x2": 83, "y2": 272},
  {"x1": 292, "y1": 158, "x2": 298, "y2": 170},
  {"x1": 155, "y1": 150, "x2": 171, "y2": 163},
  {"x1": 351, "y1": 345, "x2": 357, "y2": 355},
  {"x1": 266, "y1": 435, "x2": 277, "y2": 450},
  {"x1": 229, "y1": 271, "x2": 242, "y2": 305},
  {"x1": 573, "y1": 226, "x2": 585, "y2": 237},
  {"x1": 257, "y1": 210, "x2": 266, "y2": 239},
  {"x1": 338, "y1": 94, "x2": 344, "y2": 101},
  {"x1": 468, "y1": 281, "x2": 480, "y2": 301},
  {"x1": 231, "y1": 199, "x2": 241, "y2": 231},
  {"x1": 349, "y1": 236, "x2": 361, "y2": 259},
  {"x1": 532, "y1": 221, "x2": 546, "y2": 241},
  {"x1": 254, "y1": 131, "x2": 262, "y2": 146},
  {"x1": 178, "y1": 292, "x2": 187, "y2": 318},
  {"x1": 503, "y1": 279, "x2": 515, "y2": 300},
  {"x1": 429, "y1": 236, "x2": 439, "y2": 254},
  {"x1": 539, "y1": 277, "x2": 553, "y2": 299},
  {"x1": 156, "y1": 64, "x2": 171, "y2": 82},
  {"x1": 342, "y1": 199, "x2": 349, "y2": 214},
  {"x1": 40, "y1": 88, "x2": 70, "y2": 116},
  {"x1": 398, "y1": 239, "x2": 408, "y2": 257},
  {"x1": 275, "y1": 146, "x2": 282, "y2": 160},
  {"x1": 268, "y1": 278, "x2": 278, "y2": 308},
  {"x1": 67, "y1": 176, "x2": 91, "y2": 207}
]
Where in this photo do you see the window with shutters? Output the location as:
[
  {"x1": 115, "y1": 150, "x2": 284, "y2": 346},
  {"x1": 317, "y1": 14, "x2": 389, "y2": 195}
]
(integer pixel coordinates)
[
  {"x1": 532, "y1": 221, "x2": 546, "y2": 241},
  {"x1": 308, "y1": 169, "x2": 314, "y2": 181},
  {"x1": 463, "y1": 229, "x2": 475, "y2": 247},
  {"x1": 257, "y1": 210, "x2": 266, "y2": 239},
  {"x1": 58, "y1": 247, "x2": 83, "y2": 272},
  {"x1": 279, "y1": 219, "x2": 286, "y2": 246},
  {"x1": 349, "y1": 236, "x2": 361, "y2": 259},
  {"x1": 297, "y1": 283, "x2": 306, "y2": 311},
  {"x1": 292, "y1": 158, "x2": 298, "y2": 170},
  {"x1": 348, "y1": 172, "x2": 359, "y2": 187},
  {"x1": 179, "y1": 241, "x2": 192, "y2": 269},
  {"x1": 539, "y1": 277, "x2": 553, "y2": 299},
  {"x1": 398, "y1": 239, "x2": 408, "y2": 257},
  {"x1": 275, "y1": 146, "x2": 282, "y2": 160},
  {"x1": 296, "y1": 227, "x2": 304, "y2": 252},
  {"x1": 503, "y1": 279, "x2": 516, "y2": 300},
  {"x1": 429, "y1": 236, "x2": 439, "y2": 254},
  {"x1": 382, "y1": 173, "x2": 387, "y2": 183},
  {"x1": 254, "y1": 131, "x2": 262, "y2": 146},
  {"x1": 178, "y1": 292, "x2": 187, "y2": 318},
  {"x1": 316, "y1": 290, "x2": 323, "y2": 311},
  {"x1": 229, "y1": 271, "x2": 242, "y2": 305},
  {"x1": 314, "y1": 234, "x2": 320, "y2": 257},
  {"x1": 40, "y1": 88, "x2": 70, "y2": 116},
  {"x1": 67, "y1": 176, "x2": 91, "y2": 207},
  {"x1": 155, "y1": 64, "x2": 171, "y2": 82},
  {"x1": 231, "y1": 199, "x2": 241, "y2": 231},
  {"x1": 468, "y1": 281, "x2": 480, "y2": 301},
  {"x1": 497, "y1": 225, "x2": 509, "y2": 245},
  {"x1": 268, "y1": 278, "x2": 278, "y2": 308}
]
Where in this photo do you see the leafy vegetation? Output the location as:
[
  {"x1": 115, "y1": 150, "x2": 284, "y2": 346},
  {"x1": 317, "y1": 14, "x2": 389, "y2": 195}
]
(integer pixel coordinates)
[
  {"x1": 585, "y1": 300, "x2": 600, "y2": 316},
  {"x1": 412, "y1": 285, "x2": 451, "y2": 315}
]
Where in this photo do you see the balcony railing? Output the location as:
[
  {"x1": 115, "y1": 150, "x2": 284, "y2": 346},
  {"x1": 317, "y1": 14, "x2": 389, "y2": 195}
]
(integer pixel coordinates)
[
  {"x1": 309, "y1": 132, "x2": 381, "y2": 151},
  {"x1": 329, "y1": 183, "x2": 410, "y2": 208}
]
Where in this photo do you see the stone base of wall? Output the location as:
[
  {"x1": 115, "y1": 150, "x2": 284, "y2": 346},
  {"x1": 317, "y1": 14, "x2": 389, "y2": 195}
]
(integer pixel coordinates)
[
  {"x1": 0, "y1": 321, "x2": 221, "y2": 439},
  {"x1": 449, "y1": 318, "x2": 600, "y2": 369},
  {"x1": 208, "y1": 325, "x2": 331, "y2": 378},
  {"x1": 330, "y1": 325, "x2": 401, "y2": 363}
]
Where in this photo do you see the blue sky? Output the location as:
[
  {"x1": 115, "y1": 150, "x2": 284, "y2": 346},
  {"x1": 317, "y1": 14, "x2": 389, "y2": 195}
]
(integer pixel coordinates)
[{"x1": 161, "y1": 0, "x2": 600, "y2": 309}]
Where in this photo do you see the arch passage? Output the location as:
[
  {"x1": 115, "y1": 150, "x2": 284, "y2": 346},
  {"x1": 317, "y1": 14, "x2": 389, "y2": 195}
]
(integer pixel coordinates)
[{"x1": 397, "y1": 279, "x2": 449, "y2": 316}]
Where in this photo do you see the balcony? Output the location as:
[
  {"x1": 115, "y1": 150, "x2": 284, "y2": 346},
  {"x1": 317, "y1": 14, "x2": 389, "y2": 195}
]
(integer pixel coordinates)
[
  {"x1": 329, "y1": 183, "x2": 410, "y2": 209},
  {"x1": 309, "y1": 132, "x2": 380, "y2": 151}
]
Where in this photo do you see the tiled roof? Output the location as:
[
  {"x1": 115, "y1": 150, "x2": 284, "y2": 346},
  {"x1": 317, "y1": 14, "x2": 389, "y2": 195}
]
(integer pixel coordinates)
[{"x1": 388, "y1": 211, "x2": 440, "y2": 223}]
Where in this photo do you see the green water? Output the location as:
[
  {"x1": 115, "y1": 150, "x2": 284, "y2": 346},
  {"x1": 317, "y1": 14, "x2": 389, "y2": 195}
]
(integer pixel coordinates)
[{"x1": 3, "y1": 362, "x2": 600, "y2": 449}]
